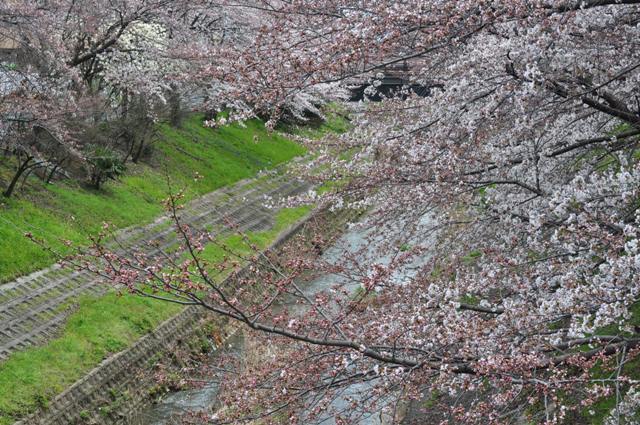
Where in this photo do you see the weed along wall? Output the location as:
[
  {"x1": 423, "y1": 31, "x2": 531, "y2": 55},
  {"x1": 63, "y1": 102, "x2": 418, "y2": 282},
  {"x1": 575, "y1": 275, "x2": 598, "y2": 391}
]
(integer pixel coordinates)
[{"x1": 13, "y1": 207, "x2": 360, "y2": 425}]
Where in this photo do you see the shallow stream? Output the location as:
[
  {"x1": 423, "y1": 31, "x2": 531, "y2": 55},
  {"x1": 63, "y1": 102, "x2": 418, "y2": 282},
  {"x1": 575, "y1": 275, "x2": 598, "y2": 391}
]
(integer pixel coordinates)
[{"x1": 133, "y1": 211, "x2": 434, "y2": 424}]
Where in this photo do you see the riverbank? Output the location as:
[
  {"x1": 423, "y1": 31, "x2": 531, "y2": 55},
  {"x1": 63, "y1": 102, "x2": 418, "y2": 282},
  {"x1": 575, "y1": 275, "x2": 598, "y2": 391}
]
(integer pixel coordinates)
[
  {"x1": 0, "y1": 108, "x2": 351, "y2": 424},
  {"x1": 10, "y1": 205, "x2": 361, "y2": 425},
  {"x1": 0, "y1": 177, "x2": 311, "y2": 424},
  {"x1": 0, "y1": 114, "x2": 305, "y2": 283},
  {"x1": 131, "y1": 208, "x2": 445, "y2": 425}
]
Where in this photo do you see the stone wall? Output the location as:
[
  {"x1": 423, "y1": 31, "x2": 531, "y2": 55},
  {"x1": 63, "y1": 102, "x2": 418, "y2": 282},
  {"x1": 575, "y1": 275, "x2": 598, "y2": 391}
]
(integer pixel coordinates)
[{"x1": 15, "y1": 306, "x2": 208, "y2": 425}]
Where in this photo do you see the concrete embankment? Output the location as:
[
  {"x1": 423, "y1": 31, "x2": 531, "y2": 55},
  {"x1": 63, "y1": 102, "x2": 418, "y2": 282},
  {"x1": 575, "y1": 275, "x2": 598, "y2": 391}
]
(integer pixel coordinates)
[{"x1": 15, "y1": 207, "x2": 361, "y2": 425}]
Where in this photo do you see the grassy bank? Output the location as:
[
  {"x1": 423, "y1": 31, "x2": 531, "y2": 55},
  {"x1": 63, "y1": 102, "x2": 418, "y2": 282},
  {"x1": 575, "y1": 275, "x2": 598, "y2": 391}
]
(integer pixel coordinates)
[
  {"x1": 0, "y1": 106, "x2": 350, "y2": 423},
  {"x1": 0, "y1": 114, "x2": 305, "y2": 283},
  {"x1": 0, "y1": 205, "x2": 312, "y2": 424},
  {"x1": 0, "y1": 294, "x2": 181, "y2": 423}
]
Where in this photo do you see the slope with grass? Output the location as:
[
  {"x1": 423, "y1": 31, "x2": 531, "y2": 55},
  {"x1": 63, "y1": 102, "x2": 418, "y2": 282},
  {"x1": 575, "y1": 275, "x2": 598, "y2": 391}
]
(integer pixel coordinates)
[
  {"x1": 0, "y1": 114, "x2": 305, "y2": 283},
  {"x1": 0, "y1": 205, "x2": 312, "y2": 425},
  {"x1": 0, "y1": 172, "x2": 309, "y2": 360},
  {"x1": 0, "y1": 109, "x2": 351, "y2": 425}
]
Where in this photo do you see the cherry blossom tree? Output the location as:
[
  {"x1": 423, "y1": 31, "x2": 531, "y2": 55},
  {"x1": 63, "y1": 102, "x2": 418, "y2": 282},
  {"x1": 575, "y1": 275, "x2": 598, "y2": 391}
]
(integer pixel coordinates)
[
  {"x1": 0, "y1": 0, "x2": 245, "y2": 194},
  {"x1": 37, "y1": 0, "x2": 640, "y2": 423},
  {"x1": 0, "y1": 65, "x2": 84, "y2": 197}
]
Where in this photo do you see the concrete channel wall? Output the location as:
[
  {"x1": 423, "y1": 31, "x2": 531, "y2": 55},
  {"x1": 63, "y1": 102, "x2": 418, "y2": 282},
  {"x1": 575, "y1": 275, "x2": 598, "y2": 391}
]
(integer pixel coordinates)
[{"x1": 15, "y1": 208, "x2": 359, "y2": 425}]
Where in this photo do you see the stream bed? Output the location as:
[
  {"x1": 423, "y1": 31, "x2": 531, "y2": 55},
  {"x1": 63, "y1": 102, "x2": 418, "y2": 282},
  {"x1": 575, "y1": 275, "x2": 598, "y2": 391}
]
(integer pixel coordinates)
[{"x1": 132, "y1": 211, "x2": 434, "y2": 424}]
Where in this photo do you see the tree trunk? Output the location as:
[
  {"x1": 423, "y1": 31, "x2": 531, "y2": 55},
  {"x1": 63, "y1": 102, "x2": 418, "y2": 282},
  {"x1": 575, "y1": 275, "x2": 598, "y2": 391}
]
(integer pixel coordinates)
[
  {"x1": 132, "y1": 139, "x2": 145, "y2": 164},
  {"x1": 122, "y1": 132, "x2": 135, "y2": 164},
  {"x1": 45, "y1": 158, "x2": 67, "y2": 184},
  {"x1": 3, "y1": 156, "x2": 34, "y2": 198},
  {"x1": 122, "y1": 89, "x2": 129, "y2": 119}
]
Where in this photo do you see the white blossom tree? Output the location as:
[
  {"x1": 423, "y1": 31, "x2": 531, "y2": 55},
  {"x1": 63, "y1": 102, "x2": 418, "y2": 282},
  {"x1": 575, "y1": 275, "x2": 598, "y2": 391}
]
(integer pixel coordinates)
[{"x1": 36, "y1": 0, "x2": 640, "y2": 423}]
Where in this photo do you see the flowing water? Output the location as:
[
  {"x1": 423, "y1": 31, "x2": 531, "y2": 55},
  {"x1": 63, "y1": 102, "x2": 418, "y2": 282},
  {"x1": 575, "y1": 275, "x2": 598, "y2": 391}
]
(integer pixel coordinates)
[
  {"x1": 133, "y1": 211, "x2": 435, "y2": 424},
  {"x1": 131, "y1": 333, "x2": 245, "y2": 424}
]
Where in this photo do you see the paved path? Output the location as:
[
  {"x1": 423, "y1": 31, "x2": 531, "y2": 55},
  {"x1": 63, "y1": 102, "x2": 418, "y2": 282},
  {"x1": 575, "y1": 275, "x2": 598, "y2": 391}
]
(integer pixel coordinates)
[{"x1": 0, "y1": 170, "x2": 311, "y2": 361}]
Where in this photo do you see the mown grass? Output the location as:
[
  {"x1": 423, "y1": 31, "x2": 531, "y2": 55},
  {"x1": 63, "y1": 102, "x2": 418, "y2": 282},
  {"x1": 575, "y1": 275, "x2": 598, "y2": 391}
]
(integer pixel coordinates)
[
  {"x1": 0, "y1": 294, "x2": 181, "y2": 424},
  {"x1": 0, "y1": 104, "x2": 348, "y2": 423},
  {"x1": 0, "y1": 205, "x2": 312, "y2": 425},
  {"x1": 0, "y1": 114, "x2": 305, "y2": 282},
  {"x1": 199, "y1": 205, "x2": 312, "y2": 266}
]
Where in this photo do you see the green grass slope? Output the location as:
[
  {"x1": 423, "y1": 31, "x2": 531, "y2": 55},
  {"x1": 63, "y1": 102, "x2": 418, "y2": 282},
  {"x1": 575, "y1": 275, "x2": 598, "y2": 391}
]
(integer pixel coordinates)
[
  {"x1": 0, "y1": 114, "x2": 305, "y2": 282},
  {"x1": 0, "y1": 294, "x2": 181, "y2": 423},
  {"x1": 0, "y1": 108, "x2": 350, "y2": 424},
  {"x1": 0, "y1": 205, "x2": 311, "y2": 425}
]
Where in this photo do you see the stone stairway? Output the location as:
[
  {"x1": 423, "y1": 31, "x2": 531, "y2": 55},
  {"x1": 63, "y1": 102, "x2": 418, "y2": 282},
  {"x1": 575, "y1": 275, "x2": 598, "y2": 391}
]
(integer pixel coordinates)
[{"x1": 0, "y1": 170, "x2": 312, "y2": 361}]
